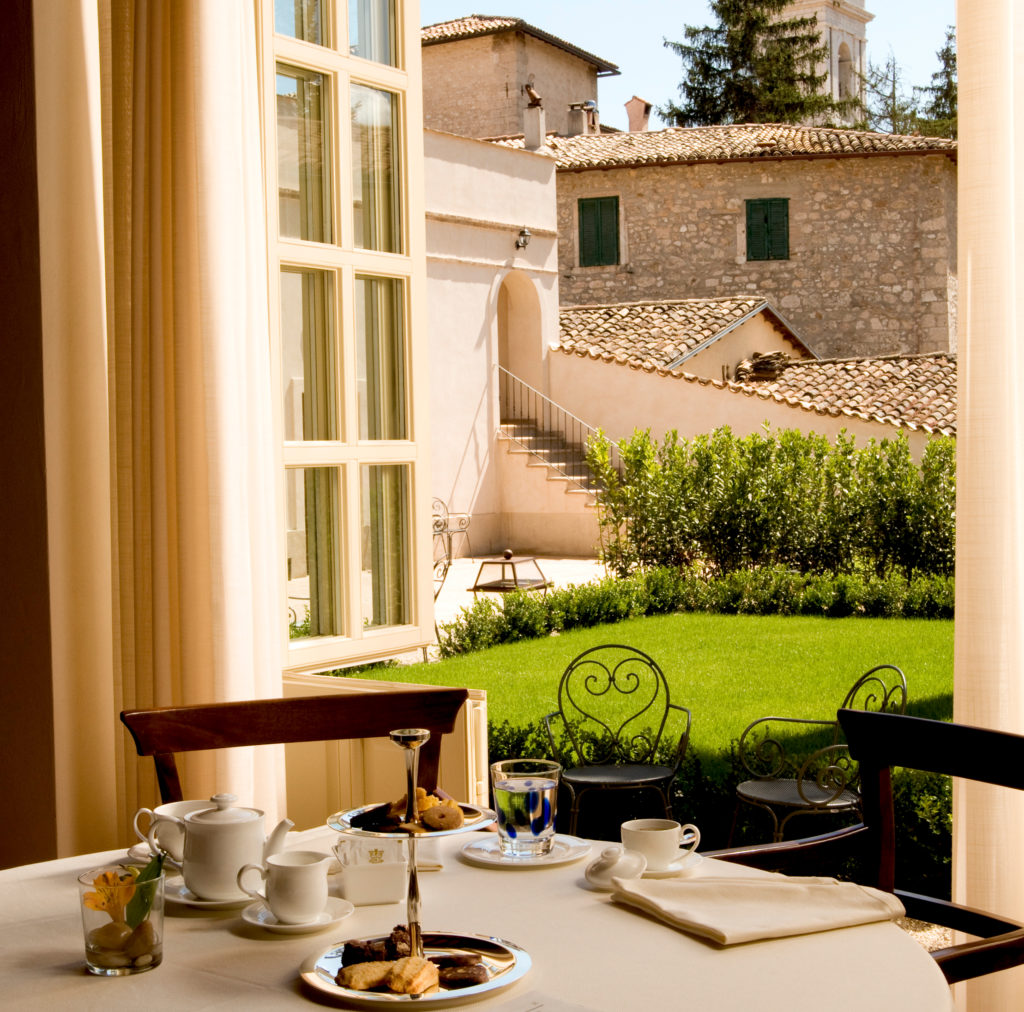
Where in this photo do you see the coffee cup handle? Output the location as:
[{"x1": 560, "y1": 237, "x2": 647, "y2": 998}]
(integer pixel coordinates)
[
  {"x1": 133, "y1": 807, "x2": 156, "y2": 844},
  {"x1": 237, "y1": 863, "x2": 268, "y2": 901},
  {"x1": 145, "y1": 815, "x2": 185, "y2": 866},
  {"x1": 679, "y1": 823, "x2": 701, "y2": 855}
]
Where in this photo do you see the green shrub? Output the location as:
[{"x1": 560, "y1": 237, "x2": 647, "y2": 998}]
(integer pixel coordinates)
[
  {"x1": 437, "y1": 568, "x2": 953, "y2": 657},
  {"x1": 586, "y1": 426, "x2": 956, "y2": 581}
]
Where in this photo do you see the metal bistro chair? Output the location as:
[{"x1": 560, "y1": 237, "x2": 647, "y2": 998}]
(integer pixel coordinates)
[
  {"x1": 710, "y1": 709, "x2": 1024, "y2": 986},
  {"x1": 732, "y1": 664, "x2": 907, "y2": 843},
  {"x1": 543, "y1": 645, "x2": 691, "y2": 837},
  {"x1": 121, "y1": 687, "x2": 470, "y2": 803}
]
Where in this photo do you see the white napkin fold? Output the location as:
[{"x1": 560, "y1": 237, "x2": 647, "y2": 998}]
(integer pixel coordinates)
[{"x1": 610, "y1": 875, "x2": 905, "y2": 946}]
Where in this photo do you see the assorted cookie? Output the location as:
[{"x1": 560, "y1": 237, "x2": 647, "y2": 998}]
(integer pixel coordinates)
[
  {"x1": 349, "y1": 787, "x2": 466, "y2": 833},
  {"x1": 335, "y1": 924, "x2": 491, "y2": 995}
]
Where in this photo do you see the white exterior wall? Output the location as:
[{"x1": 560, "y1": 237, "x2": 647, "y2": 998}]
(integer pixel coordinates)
[
  {"x1": 549, "y1": 351, "x2": 933, "y2": 460},
  {"x1": 424, "y1": 130, "x2": 559, "y2": 553}
]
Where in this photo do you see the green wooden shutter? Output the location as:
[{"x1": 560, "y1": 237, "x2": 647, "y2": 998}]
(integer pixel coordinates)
[
  {"x1": 746, "y1": 198, "x2": 789, "y2": 261},
  {"x1": 578, "y1": 196, "x2": 619, "y2": 266}
]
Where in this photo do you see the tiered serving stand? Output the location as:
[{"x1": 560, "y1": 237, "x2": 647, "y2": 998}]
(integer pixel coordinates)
[{"x1": 304, "y1": 728, "x2": 532, "y2": 1005}]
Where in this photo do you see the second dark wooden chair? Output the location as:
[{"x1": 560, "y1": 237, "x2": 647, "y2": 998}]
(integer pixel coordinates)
[
  {"x1": 121, "y1": 686, "x2": 470, "y2": 803},
  {"x1": 709, "y1": 708, "x2": 1024, "y2": 985}
]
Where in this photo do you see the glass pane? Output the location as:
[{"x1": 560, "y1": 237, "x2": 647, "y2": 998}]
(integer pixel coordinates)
[
  {"x1": 356, "y1": 276, "x2": 406, "y2": 439},
  {"x1": 287, "y1": 467, "x2": 342, "y2": 639},
  {"x1": 281, "y1": 268, "x2": 337, "y2": 441},
  {"x1": 349, "y1": 0, "x2": 396, "y2": 65},
  {"x1": 277, "y1": 65, "x2": 332, "y2": 243},
  {"x1": 351, "y1": 85, "x2": 401, "y2": 253},
  {"x1": 275, "y1": 0, "x2": 323, "y2": 44},
  {"x1": 360, "y1": 464, "x2": 409, "y2": 628}
]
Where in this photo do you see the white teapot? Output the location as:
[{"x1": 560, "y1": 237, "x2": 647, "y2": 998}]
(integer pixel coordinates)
[{"x1": 148, "y1": 793, "x2": 293, "y2": 901}]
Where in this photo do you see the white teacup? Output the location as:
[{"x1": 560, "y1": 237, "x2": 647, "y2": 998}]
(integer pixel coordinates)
[
  {"x1": 237, "y1": 850, "x2": 332, "y2": 925},
  {"x1": 620, "y1": 818, "x2": 701, "y2": 872},
  {"x1": 134, "y1": 800, "x2": 211, "y2": 862}
]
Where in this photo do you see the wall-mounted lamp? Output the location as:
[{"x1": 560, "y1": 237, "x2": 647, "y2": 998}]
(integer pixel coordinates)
[{"x1": 514, "y1": 228, "x2": 532, "y2": 250}]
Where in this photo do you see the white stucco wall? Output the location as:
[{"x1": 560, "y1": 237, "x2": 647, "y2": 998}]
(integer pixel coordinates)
[
  {"x1": 681, "y1": 313, "x2": 814, "y2": 381},
  {"x1": 424, "y1": 130, "x2": 560, "y2": 553},
  {"x1": 548, "y1": 351, "x2": 933, "y2": 459}
]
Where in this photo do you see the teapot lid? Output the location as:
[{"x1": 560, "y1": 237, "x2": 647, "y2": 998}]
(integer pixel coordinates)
[{"x1": 186, "y1": 793, "x2": 262, "y2": 825}]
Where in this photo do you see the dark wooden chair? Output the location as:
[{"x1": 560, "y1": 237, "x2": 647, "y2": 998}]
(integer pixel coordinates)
[
  {"x1": 709, "y1": 709, "x2": 1024, "y2": 985},
  {"x1": 543, "y1": 645, "x2": 691, "y2": 836},
  {"x1": 121, "y1": 687, "x2": 470, "y2": 803},
  {"x1": 731, "y1": 664, "x2": 907, "y2": 842}
]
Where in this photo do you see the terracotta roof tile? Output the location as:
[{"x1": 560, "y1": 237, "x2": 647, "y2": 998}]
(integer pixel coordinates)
[
  {"x1": 738, "y1": 353, "x2": 958, "y2": 434},
  {"x1": 557, "y1": 298, "x2": 811, "y2": 369},
  {"x1": 421, "y1": 15, "x2": 618, "y2": 74},
  {"x1": 497, "y1": 123, "x2": 956, "y2": 169},
  {"x1": 552, "y1": 344, "x2": 957, "y2": 435}
]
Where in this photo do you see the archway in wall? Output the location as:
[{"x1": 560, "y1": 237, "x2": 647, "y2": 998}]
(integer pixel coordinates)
[
  {"x1": 837, "y1": 42, "x2": 854, "y2": 100},
  {"x1": 497, "y1": 270, "x2": 543, "y2": 396}
]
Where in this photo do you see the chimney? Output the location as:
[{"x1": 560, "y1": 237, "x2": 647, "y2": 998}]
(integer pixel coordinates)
[
  {"x1": 567, "y1": 103, "x2": 587, "y2": 137},
  {"x1": 524, "y1": 103, "x2": 546, "y2": 150},
  {"x1": 625, "y1": 95, "x2": 652, "y2": 132}
]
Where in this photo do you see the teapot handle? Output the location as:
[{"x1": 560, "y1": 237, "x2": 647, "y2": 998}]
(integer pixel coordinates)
[{"x1": 146, "y1": 815, "x2": 185, "y2": 866}]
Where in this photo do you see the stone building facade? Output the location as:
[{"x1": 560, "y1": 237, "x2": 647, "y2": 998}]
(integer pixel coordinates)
[
  {"x1": 421, "y1": 15, "x2": 617, "y2": 139},
  {"x1": 545, "y1": 125, "x2": 957, "y2": 359}
]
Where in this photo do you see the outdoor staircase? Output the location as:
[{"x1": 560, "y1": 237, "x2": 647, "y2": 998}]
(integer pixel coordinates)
[
  {"x1": 497, "y1": 418, "x2": 599, "y2": 494},
  {"x1": 497, "y1": 365, "x2": 617, "y2": 496}
]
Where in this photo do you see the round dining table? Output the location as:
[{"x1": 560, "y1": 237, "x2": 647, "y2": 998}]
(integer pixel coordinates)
[{"x1": 0, "y1": 824, "x2": 954, "y2": 1011}]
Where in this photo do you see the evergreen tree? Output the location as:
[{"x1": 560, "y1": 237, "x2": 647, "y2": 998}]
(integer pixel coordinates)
[
  {"x1": 660, "y1": 0, "x2": 854, "y2": 127},
  {"x1": 915, "y1": 26, "x2": 957, "y2": 139},
  {"x1": 858, "y1": 54, "x2": 920, "y2": 135}
]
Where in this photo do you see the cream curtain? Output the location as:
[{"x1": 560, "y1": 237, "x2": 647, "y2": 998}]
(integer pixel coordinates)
[
  {"x1": 35, "y1": 0, "x2": 283, "y2": 852},
  {"x1": 954, "y1": 1, "x2": 1024, "y2": 1008}
]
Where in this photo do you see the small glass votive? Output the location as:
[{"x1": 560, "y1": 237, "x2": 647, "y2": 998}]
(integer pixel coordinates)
[{"x1": 78, "y1": 864, "x2": 164, "y2": 975}]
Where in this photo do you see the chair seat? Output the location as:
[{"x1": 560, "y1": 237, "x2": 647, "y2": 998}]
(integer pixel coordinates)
[
  {"x1": 563, "y1": 764, "x2": 676, "y2": 789},
  {"x1": 737, "y1": 778, "x2": 859, "y2": 811}
]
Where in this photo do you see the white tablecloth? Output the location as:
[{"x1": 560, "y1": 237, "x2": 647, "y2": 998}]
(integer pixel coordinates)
[{"x1": 0, "y1": 826, "x2": 954, "y2": 1011}]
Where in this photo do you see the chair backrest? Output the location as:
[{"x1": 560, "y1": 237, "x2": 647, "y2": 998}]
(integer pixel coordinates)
[
  {"x1": 121, "y1": 687, "x2": 470, "y2": 803},
  {"x1": 840, "y1": 664, "x2": 907, "y2": 714},
  {"x1": 554, "y1": 645, "x2": 677, "y2": 766},
  {"x1": 839, "y1": 707, "x2": 1024, "y2": 893}
]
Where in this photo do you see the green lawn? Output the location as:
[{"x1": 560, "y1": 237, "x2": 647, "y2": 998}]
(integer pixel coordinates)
[{"x1": 350, "y1": 613, "x2": 953, "y2": 755}]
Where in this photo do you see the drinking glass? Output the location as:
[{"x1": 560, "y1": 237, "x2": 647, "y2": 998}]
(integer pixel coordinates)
[
  {"x1": 490, "y1": 758, "x2": 561, "y2": 858},
  {"x1": 78, "y1": 864, "x2": 164, "y2": 975}
]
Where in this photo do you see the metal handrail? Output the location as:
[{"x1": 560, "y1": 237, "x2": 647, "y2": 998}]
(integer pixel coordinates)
[{"x1": 497, "y1": 366, "x2": 620, "y2": 488}]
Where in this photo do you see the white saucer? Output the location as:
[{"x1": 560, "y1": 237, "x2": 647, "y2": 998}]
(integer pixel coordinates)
[
  {"x1": 641, "y1": 851, "x2": 703, "y2": 878},
  {"x1": 164, "y1": 875, "x2": 252, "y2": 910},
  {"x1": 241, "y1": 896, "x2": 354, "y2": 934},
  {"x1": 459, "y1": 834, "x2": 591, "y2": 868}
]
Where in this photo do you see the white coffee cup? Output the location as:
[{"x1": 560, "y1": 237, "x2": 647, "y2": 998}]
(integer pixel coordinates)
[
  {"x1": 134, "y1": 800, "x2": 211, "y2": 862},
  {"x1": 620, "y1": 818, "x2": 701, "y2": 872},
  {"x1": 237, "y1": 850, "x2": 332, "y2": 925}
]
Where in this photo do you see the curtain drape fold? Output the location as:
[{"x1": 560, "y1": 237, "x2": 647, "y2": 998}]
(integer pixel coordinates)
[{"x1": 36, "y1": 0, "x2": 283, "y2": 850}]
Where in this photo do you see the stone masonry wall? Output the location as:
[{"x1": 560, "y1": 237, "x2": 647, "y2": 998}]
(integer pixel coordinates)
[
  {"x1": 557, "y1": 154, "x2": 957, "y2": 359},
  {"x1": 423, "y1": 34, "x2": 598, "y2": 139}
]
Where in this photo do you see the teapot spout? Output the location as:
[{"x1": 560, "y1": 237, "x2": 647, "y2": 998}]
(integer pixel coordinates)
[{"x1": 263, "y1": 817, "x2": 294, "y2": 860}]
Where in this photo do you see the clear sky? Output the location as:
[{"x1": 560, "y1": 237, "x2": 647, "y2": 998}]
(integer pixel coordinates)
[{"x1": 419, "y1": 1, "x2": 957, "y2": 131}]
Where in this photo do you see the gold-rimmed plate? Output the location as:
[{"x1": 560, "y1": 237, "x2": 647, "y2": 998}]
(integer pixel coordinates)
[
  {"x1": 327, "y1": 804, "x2": 495, "y2": 838},
  {"x1": 300, "y1": 931, "x2": 531, "y2": 1006}
]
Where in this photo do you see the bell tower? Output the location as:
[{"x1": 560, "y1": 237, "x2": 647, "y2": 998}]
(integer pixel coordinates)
[{"x1": 787, "y1": 0, "x2": 873, "y2": 112}]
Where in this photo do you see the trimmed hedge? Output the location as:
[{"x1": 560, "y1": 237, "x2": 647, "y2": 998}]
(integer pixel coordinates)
[
  {"x1": 586, "y1": 427, "x2": 956, "y2": 580},
  {"x1": 436, "y1": 566, "x2": 954, "y2": 657}
]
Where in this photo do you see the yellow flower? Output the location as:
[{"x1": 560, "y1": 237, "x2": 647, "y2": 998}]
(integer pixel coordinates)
[{"x1": 84, "y1": 868, "x2": 137, "y2": 923}]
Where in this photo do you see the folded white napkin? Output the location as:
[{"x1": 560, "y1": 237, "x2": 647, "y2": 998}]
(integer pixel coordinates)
[{"x1": 610, "y1": 875, "x2": 905, "y2": 946}]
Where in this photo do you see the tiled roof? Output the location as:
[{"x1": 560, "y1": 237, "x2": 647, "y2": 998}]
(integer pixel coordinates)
[
  {"x1": 498, "y1": 123, "x2": 956, "y2": 169},
  {"x1": 553, "y1": 343, "x2": 958, "y2": 435},
  {"x1": 739, "y1": 353, "x2": 957, "y2": 434},
  {"x1": 421, "y1": 15, "x2": 619, "y2": 75},
  {"x1": 557, "y1": 298, "x2": 813, "y2": 369}
]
